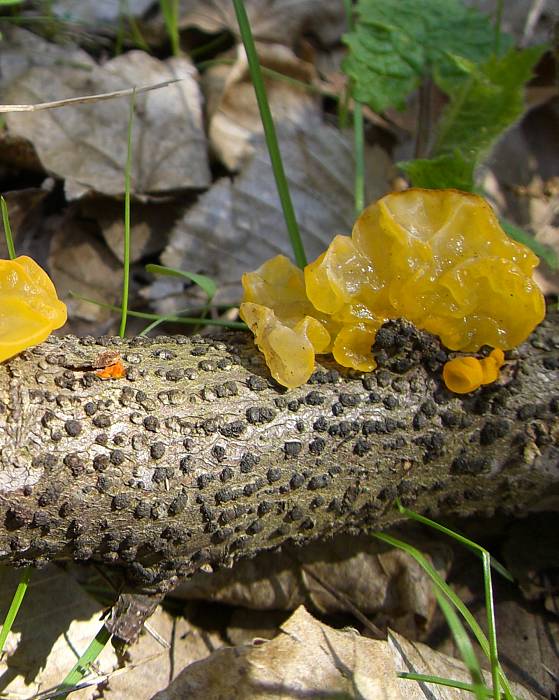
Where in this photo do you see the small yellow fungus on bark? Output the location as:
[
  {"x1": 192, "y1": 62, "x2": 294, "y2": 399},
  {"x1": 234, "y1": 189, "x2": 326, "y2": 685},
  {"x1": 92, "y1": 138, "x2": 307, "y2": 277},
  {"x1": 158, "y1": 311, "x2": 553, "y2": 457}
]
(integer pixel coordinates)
[{"x1": 0, "y1": 256, "x2": 67, "y2": 363}]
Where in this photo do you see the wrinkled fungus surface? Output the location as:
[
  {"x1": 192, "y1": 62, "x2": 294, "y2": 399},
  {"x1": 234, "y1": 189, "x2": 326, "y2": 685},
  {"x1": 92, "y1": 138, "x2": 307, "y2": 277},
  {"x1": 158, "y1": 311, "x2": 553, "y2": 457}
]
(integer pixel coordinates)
[
  {"x1": 0, "y1": 256, "x2": 67, "y2": 362},
  {"x1": 241, "y1": 189, "x2": 545, "y2": 388}
]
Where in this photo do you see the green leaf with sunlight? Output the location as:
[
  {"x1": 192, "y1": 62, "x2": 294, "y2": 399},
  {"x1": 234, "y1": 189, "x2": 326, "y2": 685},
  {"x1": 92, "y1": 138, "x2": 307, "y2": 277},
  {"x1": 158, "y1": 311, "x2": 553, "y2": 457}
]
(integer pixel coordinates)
[
  {"x1": 402, "y1": 46, "x2": 546, "y2": 190},
  {"x1": 399, "y1": 152, "x2": 475, "y2": 190},
  {"x1": 145, "y1": 263, "x2": 217, "y2": 301},
  {"x1": 343, "y1": 0, "x2": 508, "y2": 113},
  {"x1": 433, "y1": 47, "x2": 546, "y2": 165}
]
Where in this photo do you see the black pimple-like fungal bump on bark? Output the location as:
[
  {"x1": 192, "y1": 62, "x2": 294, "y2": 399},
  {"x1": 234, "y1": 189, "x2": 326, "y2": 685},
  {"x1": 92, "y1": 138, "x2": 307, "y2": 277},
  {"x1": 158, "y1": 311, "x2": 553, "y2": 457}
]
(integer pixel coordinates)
[
  {"x1": 95, "y1": 433, "x2": 108, "y2": 446},
  {"x1": 110, "y1": 449, "x2": 125, "y2": 466},
  {"x1": 92, "y1": 414, "x2": 112, "y2": 429},
  {"x1": 150, "y1": 442, "x2": 166, "y2": 459},
  {"x1": 165, "y1": 368, "x2": 185, "y2": 382},
  {"x1": 414, "y1": 432, "x2": 445, "y2": 462},
  {"x1": 332, "y1": 402, "x2": 344, "y2": 416},
  {"x1": 378, "y1": 485, "x2": 397, "y2": 502},
  {"x1": 50, "y1": 429, "x2": 63, "y2": 442},
  {"x1": 310, "y1": 496, "x2": 324, "y2": 509},
  {"x1": 93, "y1": 455, "x2": 110, "y2": 472},
  {"x1": 267, "y1": 468, "x2": 282, "y2": 483},
  {"x1": 215, "y1": 487, "x2": 234, "y2": 504},
  {"x1": 151, "y1": 502, "x2": 167, "y2": 520},
  {"x1": 308, "y1": 474, "x2": 332, "y2": 490},
  {"x1": 383, "y1": 395, "x2": 398, "y2": 410},
  {"x1": 5, "y1": 509, "x2": 28, "y2": 530},
  {"x1": 420, "y1": 401, "x2": 437, "y2": 417},
  {"x1": 258, "y1": 501, "x2": 273, "y2": 516},
  {"x1": 64, "y1": 453, "x2": 85, "y2": 477},
  {"x1": 480, "y1": 418, "x2": 511, "y2": 446},
  {"x1": 246, "y1": 406, "x2": 276, "y2": 424},
  {"x1": 353, "y1": 438, "x2": 371, "y2": 456},
  {"x1": 152, "y1": 467, "x2": 168, "y2": 484},
  {"x1": 212, "y1": 527, "x2": 233, "y2": 544},
  {"x1": 143, "y1": 416, "x2": 160, "y2": 432},
  {"x1": 549, "y1": 396, "x2": 559, "y2": 413},
  {"x1": 96, "y1": 475, "x2": 111, "y2": 493},
  {"x1": 290, "y1": 473, "x2": 305, "y2": 489},
  {"x1": 339, "y1": 393, "x2": 361, "y2": 408},
  {"x1": 247, "y1": 376, "x2": 267, "y2": 392},
  {"x1": 135, "y1": 501, "x2": 151, "y2": 519},
  {"x1": 313, "y1": 417, "x2": 328, "y2": 432},
  {"x1": 450, "y1": 451, "x2": 489, "y2": 475},
  {"x1": 218, "y1": 508, "x2": 237, "y2": 525},
  {"x1": 243, "y1": 482, "x2": 257, "y2": 496},
  {"x1": 112, "y1": 493, "x2": 132, "y2": 511},
  {"x1": 220, "y1": 467, "x2": 234, "y2": 482},
  {"x1": 201, "y1": 419, "x2": 218, "y2": 435},
  {"x1": 274, "y1": 396, "x2": 288, "y2": 409},
  {"x1": 190, "y1": 346, "x2": 207, "y2": 357},
  {"x1": 288, "y1": 400, "x2": 300, "y2": 412},
  {"x1": 246, "y1": 520, "x2": 263, "y2": 535},
  {"x1": 543, "y1": 355, "x2": 559, "y2": 370},
  {"x1": 296, "y1": 420, "x2": 305, "y2": 433},
  {"x1": 168, "y1": 492, "x2": 188, "y2": 515},
  {"x1": 64, "y1": 419, "x2": 82, "y2": 437},
  {"x1": 197, "y1": 473, "x2": 214, "y2": 489},
  {"x1": 305, "y1": 391, "x2": 325, "y2": 406},
  {"x1": 284, "y1": 441, "x2": 302, "y2": 458},
  {"x1": 32, "y1": 510, "x2": 51, "y2": 531},
  {"x1": 211, "y1": 444, "x2": 226, "y2": 462},
  {"x1": 286, "y1": 505, "x2": 304, "y2": 522},
  {"x1": 309, "y1": 437, "x2": 326, "y2": 455},
  {"x1": 240, "y1": 452, "x2": 259, "y2": 473},
  {"x1": 219, "y1": 420, "x2": 245, "y2": 438}
]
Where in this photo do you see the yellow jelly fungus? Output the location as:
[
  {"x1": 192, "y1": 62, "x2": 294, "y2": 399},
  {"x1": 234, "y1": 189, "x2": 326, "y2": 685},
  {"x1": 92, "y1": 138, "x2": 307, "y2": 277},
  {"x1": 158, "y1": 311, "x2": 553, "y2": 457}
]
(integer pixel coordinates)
[
  {"x1": 241, "y1": 189, "x2": 545, "y2": 389},
  {"x1": 443, "y1": 348, "x2": 506, "y2": 394},
  {"x1": 443, "y1": 356, "x2": 484, "y2": 394},
  {"x1": 0, "y1": 256, "x2": 67, "y2": 363}
]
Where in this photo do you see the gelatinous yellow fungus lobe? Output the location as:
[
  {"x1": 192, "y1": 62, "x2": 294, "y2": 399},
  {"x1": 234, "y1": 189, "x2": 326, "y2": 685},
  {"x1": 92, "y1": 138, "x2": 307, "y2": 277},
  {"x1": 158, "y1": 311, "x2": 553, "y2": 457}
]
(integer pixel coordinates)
[
  {"x1": 332, "y1": 323, "x2": 381, "y2": 372},
  {"x1": 479, "y1": 348, "x2": 506, "y2": 385},
  {"x1": 239, "y1": 302, "x2": 318, "y2": 389},
  {"x1": 0, "y1": 256, "x2": 67, "y2": 363},
  {"x1": 351, "y1": 189, "x2": 545, "y2": 351},
  {"x1": 443, "y1": 356, "x2": 484, "y2": 394}
]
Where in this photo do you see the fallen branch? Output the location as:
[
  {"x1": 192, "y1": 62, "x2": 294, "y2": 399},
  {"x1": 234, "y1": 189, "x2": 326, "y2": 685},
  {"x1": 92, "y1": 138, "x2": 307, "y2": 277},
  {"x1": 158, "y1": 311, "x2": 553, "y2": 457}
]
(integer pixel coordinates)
[{"x1": 0, "y1": 317, "x2": 557, "y2": 596}]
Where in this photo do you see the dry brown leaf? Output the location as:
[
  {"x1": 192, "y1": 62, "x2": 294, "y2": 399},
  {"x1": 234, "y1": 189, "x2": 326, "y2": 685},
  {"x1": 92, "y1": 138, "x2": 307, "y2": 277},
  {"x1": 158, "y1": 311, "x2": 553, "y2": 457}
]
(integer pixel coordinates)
[
  {"x1": 48, "y1": 215, "x2": 125, "y2": 325},
  {"x1": 172, "y1": 534, "x2": 450, "y2": 630},
  {"x1": 79, "y1": 196, "x2": 183, "y2": 264},
  {"x1": 4, "y1": 50, "x2": 210, "y2": 199},
  {"x1": 152, "y1": 605, "x2": 540, "y2": 700},
  {"x1": 178, "y1": 0, "x2": 345, "y2": 47},
  {"x1": 155, "y1": 127, "x2": 392, "y2": 308},
  {"x1": 51, "y1": 0, "x2": 153, "y2": 25},
  {"x1": 204, "y1": 43, "x2": 321, "y2": 170},
  {"x1": 0, "y1": 564, "x2": 117, "y2": 699}
]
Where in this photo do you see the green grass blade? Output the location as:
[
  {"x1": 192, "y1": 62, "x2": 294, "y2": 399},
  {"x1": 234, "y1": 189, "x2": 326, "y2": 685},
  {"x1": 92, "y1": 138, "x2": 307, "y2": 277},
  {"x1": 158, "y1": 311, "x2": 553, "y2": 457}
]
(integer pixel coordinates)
[
  {"x1": 395, "y1": 500, "x2": 513, "y2": 582},
  {"x1": 399, "y1": 673, "x2": 495, "y2": 696},
  {"x1": 145, "y1": 264, "x2": 217, "y2": 301},
  {"x1": 341, "y1": 0, "x2": 365, "y2": 215},
  {"x1": 69, "y1": 292, "x2": 247, "y2": 329},
  {"x1": 56, "y1": 623, "x2": 111, "y2": 699},
  {"x1": 372, "y1": 531, "x2": 514, "y2": 698},
  {"x1": 482, "y1": 551, "x2": 501, "y2": 700},
  {"x1": 232, "y1": 0, "x2": 306, "y2": 269},
  {"x1": 1, "y1": 195, "x2": 16, "y2": 259},
  {"x1": 434, "y1": 588, "x2": 487, "y2": 700},
  {"x1": 119, "y1": 88, "x2": 135, "y2": 339},
  {"x1": 160, "y1": 0, "x2": 180, "y2": 57},
  {"x1": 0, "y1": 568, "x2": 31, "y2": 653}
]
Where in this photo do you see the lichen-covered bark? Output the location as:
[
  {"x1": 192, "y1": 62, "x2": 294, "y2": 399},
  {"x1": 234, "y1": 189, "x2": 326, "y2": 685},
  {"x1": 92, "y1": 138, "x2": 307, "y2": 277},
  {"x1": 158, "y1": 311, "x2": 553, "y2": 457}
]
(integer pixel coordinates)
[{"x1": 0, "y1": 316, "x2": 558, "y2": 592}]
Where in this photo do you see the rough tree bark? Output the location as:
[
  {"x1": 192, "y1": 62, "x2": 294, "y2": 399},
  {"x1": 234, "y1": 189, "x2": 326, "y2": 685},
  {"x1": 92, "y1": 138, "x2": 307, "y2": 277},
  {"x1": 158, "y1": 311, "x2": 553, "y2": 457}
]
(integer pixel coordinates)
[{"x1": 0, "y1": 315, "x2": 557, "y2": 599}]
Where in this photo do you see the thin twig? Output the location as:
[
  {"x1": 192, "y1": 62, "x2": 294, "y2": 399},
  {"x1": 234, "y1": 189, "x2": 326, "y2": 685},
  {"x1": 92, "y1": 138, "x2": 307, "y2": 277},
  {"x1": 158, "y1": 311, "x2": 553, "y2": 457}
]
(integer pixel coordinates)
[{"x1": 0, "y1": 79, "x2": 182, "y2": 113}]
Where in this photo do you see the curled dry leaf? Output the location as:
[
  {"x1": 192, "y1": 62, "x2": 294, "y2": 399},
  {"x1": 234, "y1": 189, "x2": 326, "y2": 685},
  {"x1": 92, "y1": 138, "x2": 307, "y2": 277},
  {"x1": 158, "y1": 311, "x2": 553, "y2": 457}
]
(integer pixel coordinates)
[
  {"x1": 172, "y1": 533, "x2": 451, "y2": 628},
  {"x1": 0, "y1": 564, "x2": 116, "y2": 699},
  {"x1": 48, "y1": 215, "x2": 125, "y2": 325},
  {"x1": 79, "y1": 196, "x2": 183, "y2": 264},
  {"x1": 4, "y1": 49, "x2": 210, "y2": 199},
  {"x1": 152, "y1": 606, "x2": 539, "y2": 700},
  {"x1": 178, "y1": 0, "x2": 346, "y2": 47},
  {"x1": 156, "y1": 126, "x2": 392, "y2": 308},
  {"x1": 204, "y1": 43, "x2": 322, "y2": 170}
]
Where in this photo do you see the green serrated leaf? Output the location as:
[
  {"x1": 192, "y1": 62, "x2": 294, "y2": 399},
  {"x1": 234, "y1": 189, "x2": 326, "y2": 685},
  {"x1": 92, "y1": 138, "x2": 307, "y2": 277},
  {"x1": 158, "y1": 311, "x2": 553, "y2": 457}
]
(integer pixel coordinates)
[
  {"x1": 500, "y1": 218, "x2": 558, "y2": 269},
  {"x1": 343, "y1": 0, "x2": 509, "y2": 113},
  {"x1": 433, "y1": 46, "x2": 547, "y2": 164},
  {"x1": 398, "y1": 152, "x2": 475, "y2": 190},
  {"x1": 146, "y1": 263, "x2": 217, "y2": 301}
]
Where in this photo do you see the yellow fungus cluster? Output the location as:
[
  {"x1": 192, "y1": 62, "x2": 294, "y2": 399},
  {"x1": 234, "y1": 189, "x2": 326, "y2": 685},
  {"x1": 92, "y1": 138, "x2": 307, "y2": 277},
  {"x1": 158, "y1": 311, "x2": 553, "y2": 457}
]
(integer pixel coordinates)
[
  {"x1": 0, "y1": 256, "x2": 67, "y2": 363},
  {"x1": 240, "y1": 189, "x2": 545, "y2": 389},
  {"x1": 442, "y1": 348, "x2": 505, "y2": 394}
]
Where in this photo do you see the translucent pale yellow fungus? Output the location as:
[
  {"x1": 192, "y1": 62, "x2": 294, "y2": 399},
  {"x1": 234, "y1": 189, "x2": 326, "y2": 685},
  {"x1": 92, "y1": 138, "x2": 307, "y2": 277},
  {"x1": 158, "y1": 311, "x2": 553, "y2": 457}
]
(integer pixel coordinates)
[
  {"x1": 0, "y1": 256, "x2": 67, "y2": 363},
  {"x1": 242, "y1": 189, "x2": 545, "y2": 389}
]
